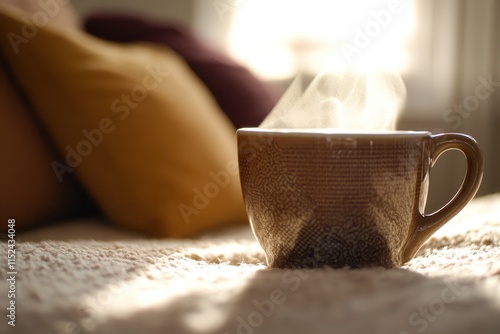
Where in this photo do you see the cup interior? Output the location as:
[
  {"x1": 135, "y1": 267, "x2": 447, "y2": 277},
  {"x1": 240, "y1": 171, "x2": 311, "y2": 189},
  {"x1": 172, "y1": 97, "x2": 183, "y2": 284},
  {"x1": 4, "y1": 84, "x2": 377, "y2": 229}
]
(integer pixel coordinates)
[{"x1": 237, "y1": 127, "x2": 430, "y2": 137}]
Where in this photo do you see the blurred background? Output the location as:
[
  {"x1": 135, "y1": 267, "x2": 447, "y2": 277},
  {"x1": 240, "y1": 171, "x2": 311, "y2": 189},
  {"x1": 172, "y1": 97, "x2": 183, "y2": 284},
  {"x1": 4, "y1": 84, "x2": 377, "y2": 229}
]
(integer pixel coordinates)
[{"x1": 73, "y1": 0, "x2": 499, "y2": 213}]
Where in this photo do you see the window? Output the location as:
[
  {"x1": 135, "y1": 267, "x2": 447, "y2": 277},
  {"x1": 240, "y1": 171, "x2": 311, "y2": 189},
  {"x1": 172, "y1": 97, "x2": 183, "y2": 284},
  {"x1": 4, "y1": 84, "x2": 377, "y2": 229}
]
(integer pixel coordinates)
[{"x1": 228, "y1": 0, "x2": 415, "y2": 80}]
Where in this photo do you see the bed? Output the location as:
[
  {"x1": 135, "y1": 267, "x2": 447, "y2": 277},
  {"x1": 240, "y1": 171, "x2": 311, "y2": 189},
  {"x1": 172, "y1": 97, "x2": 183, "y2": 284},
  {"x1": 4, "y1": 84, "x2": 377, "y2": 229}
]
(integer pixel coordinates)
[
  {"x1": 0, "y1": 3, "x2": 499, "y2": 334},
  {"x1": 1, "y1": 193, "x2": 498, "y2": 334}
]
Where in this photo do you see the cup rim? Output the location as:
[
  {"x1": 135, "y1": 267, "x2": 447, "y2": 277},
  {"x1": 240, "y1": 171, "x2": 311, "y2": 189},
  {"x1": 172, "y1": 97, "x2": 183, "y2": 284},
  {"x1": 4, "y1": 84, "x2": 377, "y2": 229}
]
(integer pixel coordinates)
[{"x1": 237, "y1": 128, "x2": 431, "y2": 137}]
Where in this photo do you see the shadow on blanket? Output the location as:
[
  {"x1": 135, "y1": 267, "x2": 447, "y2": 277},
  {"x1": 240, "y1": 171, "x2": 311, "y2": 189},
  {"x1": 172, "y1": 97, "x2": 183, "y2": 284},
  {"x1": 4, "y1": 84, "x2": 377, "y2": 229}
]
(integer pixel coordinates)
[{"x1": 6, "y1": 194, "x2": 500, "y2": 334}]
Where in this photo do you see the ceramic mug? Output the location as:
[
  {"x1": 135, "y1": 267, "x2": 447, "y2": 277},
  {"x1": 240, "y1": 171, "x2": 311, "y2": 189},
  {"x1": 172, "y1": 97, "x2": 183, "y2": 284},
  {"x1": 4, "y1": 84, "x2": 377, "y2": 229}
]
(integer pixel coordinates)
[{"x1": 237, "y1": 128, "x2": 483, "y2": 269}]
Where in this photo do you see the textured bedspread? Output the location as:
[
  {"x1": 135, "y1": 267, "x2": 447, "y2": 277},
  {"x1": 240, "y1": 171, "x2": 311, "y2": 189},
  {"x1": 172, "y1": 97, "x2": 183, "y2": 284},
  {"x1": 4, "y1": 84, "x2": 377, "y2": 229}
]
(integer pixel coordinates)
[{"x1": 1, "y1": 194, "x2": 499, "y2": 334}]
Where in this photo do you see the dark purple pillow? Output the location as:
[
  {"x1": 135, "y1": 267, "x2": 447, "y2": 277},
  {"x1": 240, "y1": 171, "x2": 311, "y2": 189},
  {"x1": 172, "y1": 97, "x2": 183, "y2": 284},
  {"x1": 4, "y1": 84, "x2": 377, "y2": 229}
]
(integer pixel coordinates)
[{"x1": 84, "y1": 13, "x2": 278, "y2": 129}]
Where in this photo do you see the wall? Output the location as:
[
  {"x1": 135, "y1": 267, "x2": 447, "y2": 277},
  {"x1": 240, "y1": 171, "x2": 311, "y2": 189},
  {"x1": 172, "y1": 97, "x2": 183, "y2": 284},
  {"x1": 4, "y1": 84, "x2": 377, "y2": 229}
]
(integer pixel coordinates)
[
  {"x1": 71, "y1": 0, "x2": 231, "y2": 47},
  {"x1": 72, "y1": 0, "x2": 196, "y2": 23}
]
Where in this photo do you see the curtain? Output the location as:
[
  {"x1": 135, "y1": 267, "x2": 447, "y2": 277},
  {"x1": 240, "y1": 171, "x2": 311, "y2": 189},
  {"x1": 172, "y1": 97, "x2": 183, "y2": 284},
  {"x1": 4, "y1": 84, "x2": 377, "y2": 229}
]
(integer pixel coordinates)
[{"x1": 402, "y1": 0, "x2": 499, "y2": 206}]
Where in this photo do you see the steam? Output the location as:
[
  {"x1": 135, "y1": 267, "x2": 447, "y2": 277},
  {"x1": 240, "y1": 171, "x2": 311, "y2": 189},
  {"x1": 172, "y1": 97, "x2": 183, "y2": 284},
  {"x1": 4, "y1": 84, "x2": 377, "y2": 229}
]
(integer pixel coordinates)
[{"x1": 260, "y1": 66, "x2": 407, "y2": 130}]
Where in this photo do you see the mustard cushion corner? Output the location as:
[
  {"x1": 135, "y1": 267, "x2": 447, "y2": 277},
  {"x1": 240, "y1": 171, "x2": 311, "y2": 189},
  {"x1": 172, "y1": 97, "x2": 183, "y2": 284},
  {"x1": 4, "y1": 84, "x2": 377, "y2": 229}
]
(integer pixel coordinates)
[{"x1": 0, "y1": 6, "x2": 248, "y2": 238}]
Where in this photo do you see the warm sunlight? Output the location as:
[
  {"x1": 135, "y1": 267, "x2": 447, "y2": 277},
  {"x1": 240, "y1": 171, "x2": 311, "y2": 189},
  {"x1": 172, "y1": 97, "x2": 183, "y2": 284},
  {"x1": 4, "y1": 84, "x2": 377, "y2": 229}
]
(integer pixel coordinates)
[{"x1": 228, "y1": 0, "x2": 415, "y2": 80}]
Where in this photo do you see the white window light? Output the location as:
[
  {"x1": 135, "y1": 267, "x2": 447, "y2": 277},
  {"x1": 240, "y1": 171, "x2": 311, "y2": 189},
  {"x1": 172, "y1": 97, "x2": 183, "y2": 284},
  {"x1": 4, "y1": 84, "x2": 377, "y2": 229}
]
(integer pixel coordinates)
[{"x1": 228, "y1": 0, "x2": 415, "y2": 80}]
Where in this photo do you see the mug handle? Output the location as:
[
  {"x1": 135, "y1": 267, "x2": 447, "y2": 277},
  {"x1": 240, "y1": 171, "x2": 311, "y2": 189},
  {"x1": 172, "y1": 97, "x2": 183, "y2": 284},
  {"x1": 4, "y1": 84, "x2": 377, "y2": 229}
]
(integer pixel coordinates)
[{"x1": 401, "y1": 133, "x2": 483, "y2": 263}]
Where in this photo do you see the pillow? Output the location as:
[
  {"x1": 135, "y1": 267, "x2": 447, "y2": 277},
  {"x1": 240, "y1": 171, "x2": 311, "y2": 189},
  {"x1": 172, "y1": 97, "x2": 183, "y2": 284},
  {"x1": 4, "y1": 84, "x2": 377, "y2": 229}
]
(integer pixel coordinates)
[
  {"x1": 84, "y1": 13, "x2": 279, "y2": 129},
  {"x1": 0, "y1": 60, "x2": 94, "y2": 232},
  {"x1": 0, "y1": 0, "x2": 93, "y2": 233},
  {"x1": 0, "y1": 6, "x2": 248, "y2": 238}
]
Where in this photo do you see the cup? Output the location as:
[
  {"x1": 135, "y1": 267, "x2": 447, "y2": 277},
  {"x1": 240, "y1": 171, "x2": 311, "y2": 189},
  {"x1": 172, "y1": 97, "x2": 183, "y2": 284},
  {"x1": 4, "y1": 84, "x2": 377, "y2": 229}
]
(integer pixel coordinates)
[{"x1": 237, "y1": 128, "x2": 483, "y2": 269}]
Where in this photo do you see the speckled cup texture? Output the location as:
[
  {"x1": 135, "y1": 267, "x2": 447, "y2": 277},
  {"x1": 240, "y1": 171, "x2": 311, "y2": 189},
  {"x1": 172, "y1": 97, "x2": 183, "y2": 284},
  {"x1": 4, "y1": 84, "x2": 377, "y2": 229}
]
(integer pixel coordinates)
[{"x1": 237, "y1": 129, "x2": 483, "y2": 269}]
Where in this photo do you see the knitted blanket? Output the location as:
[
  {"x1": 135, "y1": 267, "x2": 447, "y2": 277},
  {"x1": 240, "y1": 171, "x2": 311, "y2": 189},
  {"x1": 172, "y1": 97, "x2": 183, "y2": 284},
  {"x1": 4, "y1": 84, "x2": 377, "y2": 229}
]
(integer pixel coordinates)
[{"x1": 1, "y1": 194, "x2": 499, "y2": 334}]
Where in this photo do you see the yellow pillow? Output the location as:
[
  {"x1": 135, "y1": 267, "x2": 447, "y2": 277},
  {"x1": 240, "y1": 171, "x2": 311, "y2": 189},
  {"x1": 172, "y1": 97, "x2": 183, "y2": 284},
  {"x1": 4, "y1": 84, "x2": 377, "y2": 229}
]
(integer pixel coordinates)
[{"x1": 0, "y1": 6, "x2": 248, "y2": 238}]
